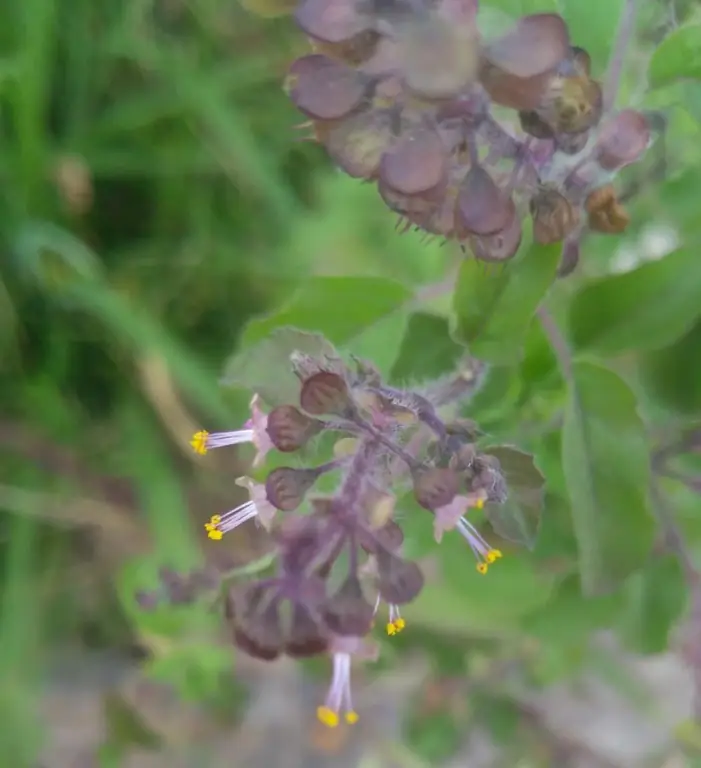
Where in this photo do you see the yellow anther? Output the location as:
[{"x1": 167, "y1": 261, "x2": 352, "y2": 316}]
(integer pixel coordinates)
[
  {"x1": 205, "y1": 516, "x2": 223, "y2": 540},
  {"x1": 190, "y1": 430, "x2": 209, "y2": 455},
  {"x1": 345, "y1": 711, "x2": 359, "y2": 725},
  {"x1": 317, "y1": 706, "x2": 339, "y2": 728},
  {"x1": 476, "y1": 563, "x2": 488, "y2": 575},
  {"x1": 474, "y1": 497, "x2": 485, "y2": 510},
  {"x1": 486, "y1": 551, "x2": 498, "y2": 564},
  {"x1": 393, "y1": 618, "x2": 406, "y2": 632},
  {"x1": 492, "y1": 549, "x2": 503, "y2": 559},
  {"x1": 386, "y1": 622, "x2": 397, "y2": 636}
]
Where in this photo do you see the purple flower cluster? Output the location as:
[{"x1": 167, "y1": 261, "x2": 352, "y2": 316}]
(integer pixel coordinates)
[
  {"x1": 141, "y1": 347, "x2": 513, "y2": 726},
  {"x1": 286, "y1": 0, "x2": 652, "y2": 273}
]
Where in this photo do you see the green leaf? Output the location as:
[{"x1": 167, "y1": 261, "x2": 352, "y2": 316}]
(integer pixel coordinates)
[
  {"x1": 404, "y1": 709, "x2": 463, "y2": 763},
  {"x1": 390, "y1": 312, "x2": 465, "y2": 384},
  {"x1": 224, "y1": 327, "x2": 341, "y2": 407},
  {"x1": 240, "y1": 276, "x2": 412, "y2": 347},
  {"x1": 224, "y1": 277, "x2": 413, "y2": 405},
  {"x1": 523, "y1": 574, "x2": 621, "y2": 645},
  {"x1": 638, "y1": 317, "x2": 701, "y2": 415},
  {"x1": 560, "y1": 0, "x2": 625, "y2": 78},
  {"x1": 479, "y1": 0, "x2": 557, "y2": 30},
  {"x1": 103, "y1": 692, "x2": 161, "y2": 750},
  {"x1": 568, "y1": 249, "x2": 701, "y2": 356},
  {"x1": 453, "y1": 243, "x2": 560, "y2": 363},
  {"x1": 649, "y1": 23, "x2": 701, "y2": 88},
  {"x1": 561, "y1": 362, "x2": 654, "y2": 595},
  {"x1": 482, "y1": 445, "x2": 545, "y2": 548},
  {"x1": 617, "y1": 555, "x2": 686, "y2": 655}
]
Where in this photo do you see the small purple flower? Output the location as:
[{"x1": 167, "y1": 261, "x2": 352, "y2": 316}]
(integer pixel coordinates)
[
  {"x1": 204, "y1": 477, "x2": 276, "y2": 540},
  {"x1": 434, "y1": 491, "x2": 503, "y2": 574},
  {"x1": 316, "y1": 635, "x2": 379, "y2": 728},
  {"x1": 190, "y1": 394, "x2": 273, "y2": 467}
]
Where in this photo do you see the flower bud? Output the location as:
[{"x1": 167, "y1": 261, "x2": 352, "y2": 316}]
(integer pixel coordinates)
[
  {"x1": 266, "y1": 405, "x2": 324, "y2": 452},
  {"x1": 376, "y1": 550, "x2": 424, "y2": 605},
  {"x1": 286, "y1": 54, "x2": 368, "y2": 122},
  {"x1": 323, "y1": 107, "x2": 397, "y2": 179},
  {"x1": 413, "y1": 466, "x2": 460, "y2": 510},
  {"x1": 529, "y1": 185, "x2": 579, "y2": 245},
  {"x1": 519, "y1": 110, "x2": 554, "y2": 139},
  {"x1": 299, "y1": 371, "x2": 354, "y2": 417},
  {"x1": 265, "y1": 466, "x2": 320, "y2": 511}
]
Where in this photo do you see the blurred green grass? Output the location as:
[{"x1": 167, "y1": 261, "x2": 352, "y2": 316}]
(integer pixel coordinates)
[{"x1": 0, "y1": 0, "x2": 701, "y2": 765}]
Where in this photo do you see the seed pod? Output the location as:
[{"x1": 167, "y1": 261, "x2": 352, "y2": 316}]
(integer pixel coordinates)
[
  {"x1": 480, "y1": 62, "x2": 553, "y2": 112},
  {"x1": 267, "y1": 405, "x2": 323, "y2": 452},
  {"x1": 402, "y1": 179, "x2": 459, "y2": 237},
  {"x1": 310, "y1": 29, "x2": 380, "y2": 66},
  {"x1": 554, "y1": 130, "x2": 589, "y2": 155},
  {"x1": 588, "y1": 200, "x2": 630, "y2": 234},
  {"x1": 231, "y1": 583, "x2": 284, "y2": 661},
  {"x1": 379, "y1": 126, "x2": 448, "y2": 196},
  {"x1": 558, "y1": 235, "x2": 580, "y2": 277},
  {"x1": 266, "y1": 466, "x2": 320, "y2": 511},
  {"x1": 413, "y1": 467, "x2": 460, "y2": 510},
  {"x1": 378, "y1": 177, "x2": 447, "y2": 219},
  {"x1": 399, "y1": 16, "x2": 479, "y2": 99},
  {"x1": 530, "y1": 185, "x2": 579, "y2": 245},
  {"x1": 279, "y1": 513, "x2": 332, "y2": 574},
  {"x1": 584, "y1": 184, "x2": 615, "y2": 214},
  {"x1": 455, "y1": 166, "x2": 513, "y2": 236},
  {"x1": 285, "y1": 54, "x2": 368, "y2": 121},
  {"x1": 469, "y1": 213, "x2": 523, "y2": 263},
  {"x1": 484, "y1": 13, "x2": 570, "y2": 78},
  {"x1": 595, "y1": 109, "x2": 650, "y2": 171},
  {"x1": 519, "y1": 110, "x2": 554, "y2": 139},
  {"x1": 321, "y1": 575, "x2": 375, "y2": 636},
  {"x1": 570, "y1": 45, "x2": 591, "y2": 76},
  {"x1": 300, "y1": 371, "x2": 354, "y2": 417},
  {"x1": 323, "y1": 107, "x2": 397, "y2": 179},
  {"x1": 295, "y1": 0, "x2": 371, "y2": 44},
  {"x1": 371, "y1": 520, "x2": 404, "y2": 551},
  {"x1": 285, "y1": 602, "x2": 329, "y2": 658},
  {"x1": 539, "y1": 75, "x2": 602, "y2": 134},
  {"x1": 376, "y1": 550, "x2": 424, "y2": 605}
]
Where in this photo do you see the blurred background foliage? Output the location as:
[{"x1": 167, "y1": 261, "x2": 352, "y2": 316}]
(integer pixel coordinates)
[{"x1": 1, "y1": 0, "x2": 701, "y2": 766}]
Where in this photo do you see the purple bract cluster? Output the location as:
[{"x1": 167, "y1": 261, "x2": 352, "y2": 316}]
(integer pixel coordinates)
[{"x1": 286, "y1": 0, "x2": 651, "y2": 273}]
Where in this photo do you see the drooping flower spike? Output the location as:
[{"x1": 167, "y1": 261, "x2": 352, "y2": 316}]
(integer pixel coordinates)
[{"x1": 144, "y1": 335, "x2": 544, "y2": 724}]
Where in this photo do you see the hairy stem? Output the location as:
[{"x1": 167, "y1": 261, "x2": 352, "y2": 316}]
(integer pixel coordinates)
[{"x1": 604, "y1": 0, "x2": 638, "y2": 112}]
